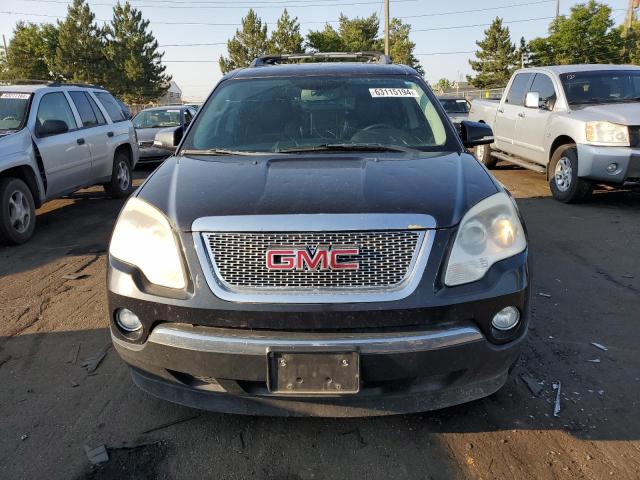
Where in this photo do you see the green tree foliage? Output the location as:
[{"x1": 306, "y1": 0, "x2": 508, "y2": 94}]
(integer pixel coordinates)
[
  {"x1": 620, "y1": 11, "x2": 639, "y2": 64},
  {"x1": 307, "y1": 14, "x2": 379, "y2": 52},
  {"x1": 433, "y1": 78, "x2": 454, "y2": 94},
  {"x1": 386, "y1": 18, "x2": 424, "y2": 75},
  {"x1": 219, "y1": 9, "x2": 269, "y2": 74},
  {"x1": 105, "y1": 2, "x2": 170, "y2": 103},
  {"x1": 269, "y1": 9, "x2": 304, "y2": 54},
  {"x1": 2, "y1": 22, "x2": 59, "y2": 81},
  {"x1": 306, "y1": 14, "x2": 423, "y2": 73},
  {"x1": 468, "y1": 17, "x2": 519, "y2": 88},
  {"x1": 55, "y1": 0, "x2": 105, "y2": 84},
  {"x1": 517, "y1": 36, "x2": 531, "y2": 67},
  {"x1": 528, "y1": 1, "x2": 623, "y2": 65}
]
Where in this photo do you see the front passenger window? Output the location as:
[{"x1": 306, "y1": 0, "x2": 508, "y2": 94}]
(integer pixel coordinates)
[
  {"x1": 36, "y1": 92, "x2": 77, "y2": 136},
  {"x1": 529, "y1": 74, "x2": 557, "y2": 110}
]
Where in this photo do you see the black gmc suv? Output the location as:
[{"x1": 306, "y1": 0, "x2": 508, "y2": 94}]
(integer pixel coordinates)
[{"x1": 107, "y1": 53, "x2": 530, "y2": 416}]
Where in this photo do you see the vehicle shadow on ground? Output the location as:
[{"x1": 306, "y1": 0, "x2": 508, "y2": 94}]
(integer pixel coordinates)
[
  {"x1": 0, "y1": 325, "x2": 638, "y2": 479},
  {"x1": 0, "y1": 171, "x2": 150, "y2": 278}
]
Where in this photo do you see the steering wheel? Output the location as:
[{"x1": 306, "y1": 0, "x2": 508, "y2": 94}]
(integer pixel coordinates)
[{"x1": 2, "y1": 116, "x2": 18, "y2": 122}]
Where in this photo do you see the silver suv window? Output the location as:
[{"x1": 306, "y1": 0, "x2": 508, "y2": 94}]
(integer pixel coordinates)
[{"x1": 36, "y1": 92, "x2": 77, "y2": 136}]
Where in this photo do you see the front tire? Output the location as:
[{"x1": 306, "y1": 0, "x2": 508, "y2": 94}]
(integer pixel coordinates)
[
  {"x1": 549, "y1": 144, "x2": 593, "y2": 203},
  {"x1": 475, "y1": 143, "x2": 497, "y2": 168},
  {"x1": 0, "y1": 177, "x2": 36, "y2": 245},
  {"x1": 104, "y1": 151, "x2": 133, "y2": 199}
]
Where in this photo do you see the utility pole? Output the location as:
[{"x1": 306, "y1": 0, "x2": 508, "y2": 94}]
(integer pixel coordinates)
[
  {"x1": 384, "y1": 0, "x2": 390, "y2": 56},
  {"x1": 2, "y1": 35, "x2": 7, "y2": 58},
  {"x1": 627, "y1": 0, "x2": 634, "y2": 32},
  {"x1": 555, "y1": 0, "x2": 560, "y2": 18}
]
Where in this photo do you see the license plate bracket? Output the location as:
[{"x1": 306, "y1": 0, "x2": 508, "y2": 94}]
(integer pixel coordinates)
[{"x1": 268, "y1": 351, "x2": 360, "y2": 395}]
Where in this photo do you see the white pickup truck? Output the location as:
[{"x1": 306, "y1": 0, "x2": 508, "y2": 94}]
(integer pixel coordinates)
[{"x1": 469, "y1": 64, "x2": 640, "y2": 202}]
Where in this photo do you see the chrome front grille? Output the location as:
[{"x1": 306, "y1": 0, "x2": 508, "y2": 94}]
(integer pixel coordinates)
[{"x1": 202, "y1": 231, "x2": 422, "y2": 290}]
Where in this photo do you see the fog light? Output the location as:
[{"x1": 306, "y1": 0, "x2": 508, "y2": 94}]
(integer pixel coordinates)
[
  {"x1": 116, "y1": 308, "x2": 142, "y2": 332},
  {"x1": 607, "y1": 163, "x2": 618, "y2": 173},
  {"x1": 491, "y1": 306, "x2": 520, "y2": 331}
]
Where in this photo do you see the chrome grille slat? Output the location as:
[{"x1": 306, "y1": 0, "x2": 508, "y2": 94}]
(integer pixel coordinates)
[{"x1": 202, "y1": 231, "x2": 421, "y2": 291}]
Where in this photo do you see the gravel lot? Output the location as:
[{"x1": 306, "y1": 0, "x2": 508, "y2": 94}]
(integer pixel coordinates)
[{"x1": 1, "y1": 165, "x2": 639, "y2": 479}]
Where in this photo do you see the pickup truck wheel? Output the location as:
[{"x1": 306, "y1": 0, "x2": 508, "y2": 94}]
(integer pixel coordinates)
[
  {"x1": 0, "y1": 177, "x2": 36, "y2": 245},
  {"x1": 475, "y1": 143, "x2": 497, "y2": 168},
  {"x1": 549, "y1": 144, "x2": 593, "y2": 203},
  {"x1": 104, "y1": 151, "x2": 133, "y2": 199}
]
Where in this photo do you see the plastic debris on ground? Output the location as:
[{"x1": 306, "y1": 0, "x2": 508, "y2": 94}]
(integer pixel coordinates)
[
  {"x1": 591, "y1": 342, "x2": 608, "y2": 352},
  {"x1": 553, "y1": 382, "x2": 562, "y2": 417},
  {"x1": 81, "y1": 345, "x2": 111, "y2": 375},
  {"x1": 520, "y1": 374, "x2": 544, "y2": 396},
  {"x1": 84, "y1": 445, "x2": 109, "y2": 465}
]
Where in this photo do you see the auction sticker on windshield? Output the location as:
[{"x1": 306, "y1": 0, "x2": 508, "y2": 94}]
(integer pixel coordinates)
[
  {"x1": 1, "y1": 93, "x2": 31, "y2": 100},
  {"x1": 369, "y1": 88, "x2": 419, "y2": 98}
]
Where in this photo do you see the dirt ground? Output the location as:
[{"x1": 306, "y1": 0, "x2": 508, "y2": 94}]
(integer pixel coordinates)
[{"x1": 1, "y1": 164, "x2": 639, "y2": 479}]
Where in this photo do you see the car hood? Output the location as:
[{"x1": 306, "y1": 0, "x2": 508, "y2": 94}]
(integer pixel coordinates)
[
  {"x1": 137, "y1": 151, "x2": 499, "y2": 231},
  {"x1": 570, "y1": 102, "x2": 640, "y2": 125}
]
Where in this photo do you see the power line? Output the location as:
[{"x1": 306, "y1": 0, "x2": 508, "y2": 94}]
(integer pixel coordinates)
[
  {"x1": 412, "y1": 16, "x2": 556, "y2": 32},
  {"x1": 402, "y1": 0, "x2": 554, "y2": 19},
  {"x1": 17, "y1": 0, "x2": 418, "y2": 9}
]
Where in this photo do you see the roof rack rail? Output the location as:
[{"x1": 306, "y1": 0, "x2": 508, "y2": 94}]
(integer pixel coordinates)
[
  {"x1": 46, "y1": 82, "x2": 105, "y2": 89},
  {"x1": 0, "y1": 79, "x2": 55, "y2": 86},
  {"x1": 249, "y1": 51, "x2": 391, "y2": 67}
]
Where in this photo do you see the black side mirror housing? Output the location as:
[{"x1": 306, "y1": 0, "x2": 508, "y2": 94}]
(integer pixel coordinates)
[
  {"x1": 460, "y1": 120, "x2": 494, "y2": 148},
  {"x1": 154, "y1": 125, "x2": 184, "y2": 151},
  {"x1": 37, "y1": 119, "x2": 69, "y2": 137}
]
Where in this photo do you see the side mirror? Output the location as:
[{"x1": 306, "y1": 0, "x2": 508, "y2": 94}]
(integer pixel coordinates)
[
  {"x1": 154, "y1": 125, "x2": 184, "y2": 151},
  {"x1": 460, "y1": 120, "x2": 493, "y2": 148},
  {"x1": 37, "y1": 119, "x2": 69, "y2": 137},
  {"x1": 525, "y1": 91, "x2": 540, "y2": 109}
]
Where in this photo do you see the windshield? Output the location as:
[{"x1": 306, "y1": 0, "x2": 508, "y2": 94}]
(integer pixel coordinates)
[
  {"x1": 439, "y1": 98, "x2": 470, "y2": 114},
  {"x1": 0, "y1": 92, "x2": 31, "y2": 132},
  {"x1": 133, "y1": 108, "x2": 181, "y2": 129},
  {"x1": 560, "y1": 70, "x2": 640, "y2": 105},
  {"x1": 183, "y1": 75, "x2": 453, "y2": 154}
]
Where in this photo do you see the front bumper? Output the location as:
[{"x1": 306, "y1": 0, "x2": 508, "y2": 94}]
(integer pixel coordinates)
[
  {"x1": 112, "y1": 320, "x2": 525, "y2": 416},
  {"x1": 137, "y1": 146, "x2": 172, "y2": 163},
  {"x1": 577, "y1": 144, "x2": 640, "y2": 183}
]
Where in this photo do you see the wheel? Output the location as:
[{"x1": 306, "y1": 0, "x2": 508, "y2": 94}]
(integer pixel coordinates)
[
  {"x1": 475, "y1": 143, "x2": 497, "y2": 168},
  {"x1": 549, "y1": 144, "x2": 593, "y2": 203},
  {"x1": 104, "y1": 151, "x2": 133, "y2": 198},
  {"x1": 0, "y1": 177, "x2": 36, "y2": 245}
]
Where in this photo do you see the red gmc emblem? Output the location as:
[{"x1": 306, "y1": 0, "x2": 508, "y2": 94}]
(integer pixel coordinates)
[{"x1": 266, "y1": 246, "x2": 360, "y2": 271}]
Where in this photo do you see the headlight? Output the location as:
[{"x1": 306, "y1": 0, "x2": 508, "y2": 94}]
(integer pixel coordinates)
[
  {"x1": 585, "y1": 121, "x2": 629, "y2": 145},
  {"x1": 445, "y1": 192, "x2": 526, "y2": 286},
  {"x1": 109, "y1": 197, "x2": 187, "y2": 289}
]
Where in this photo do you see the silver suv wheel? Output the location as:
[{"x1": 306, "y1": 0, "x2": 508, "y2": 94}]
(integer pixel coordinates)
[
  {"x1": 554, "y1": 157, "x2": 572, "y2": 192},
  {"x1": 8, "y1": 190, "x2": 31, "y2": 234},
  {"x1": 116, "y1": 160, "x2": 131, "y2": 191}
]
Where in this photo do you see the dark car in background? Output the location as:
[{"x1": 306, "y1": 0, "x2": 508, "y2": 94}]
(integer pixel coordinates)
[
  {"x1": 108, "y1": 53, "x2": 528, "y2": 417},
  {"x1": 438, "y1": 97, "x2": 471, "y2": 131},
  {"x1": 132, "y1": 105, "x2": 197, "y2": 165}
]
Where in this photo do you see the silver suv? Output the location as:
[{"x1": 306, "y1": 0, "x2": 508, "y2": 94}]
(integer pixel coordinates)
[{"x1": 0, "y1": 83, "x2": 139, "y2": 244}]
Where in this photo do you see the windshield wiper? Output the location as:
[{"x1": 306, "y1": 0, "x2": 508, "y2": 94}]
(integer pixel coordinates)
[
  {"x1": 277, "y1": 143, "x2": 421, "y2": 154},
  {"x1": 180, "y1": 148, "x2": 272, "y2": 156}
]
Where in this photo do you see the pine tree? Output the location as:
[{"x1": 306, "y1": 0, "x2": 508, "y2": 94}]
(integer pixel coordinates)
[
  {"x1": 219, "y1": 9, "x2": 269, "y2": 74},
  {"x1": 386, "y1": 18, "x2": 423, "y2": 75},
  {"x1": 269, "y1": 10, "x2": 304, "y2": 55},
  {"x1": 54, "y1": 0, "x2": 105, "y2": 84},
  {"x1": 517, "y1": 36, "x2": 530, "y2": 68},
  {"x1": 2, "y1": 22, "x2": 59, "y2": 81},
  {"x1": 307, "y1": 14, "x2": 380, "y2": 52},
  {"x1": 467, "y1": 17, "x2": 519, "y2": 88},
  {"x1": 105, "y1": 2, "x2": 170, "y2": 103}
]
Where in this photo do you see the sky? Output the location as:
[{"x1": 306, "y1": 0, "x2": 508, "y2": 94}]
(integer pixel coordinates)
[{"x1": 0, "y1": 0, "x2": 631, "y2": 101}]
